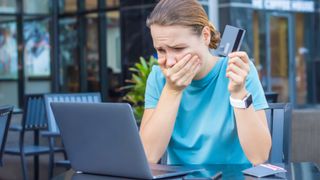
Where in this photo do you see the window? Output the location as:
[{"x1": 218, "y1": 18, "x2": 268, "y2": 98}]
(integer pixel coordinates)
[
  {"x1": 0, "y1": 19, "x2": 18, "y2": 79},
  {"x1": 59, "y1": 17, "x2": 80, "y2": 92},
  {"x1": 0, "y1": 0, "x2": 16, "y2": 13},
  {"x1": 24, "y1": 18, "x2": 51, "y2": 77},
  {"x1": 24, "y1": 0, "x2": 49, "y2": 14},
  {"x1": 60, "y1": 0, "x2": 77, "y2": 13},
  {"x1": 86, "y1": 0, "x2": 97, "y2": 10},
  {"x1": 106, "y1": 11, "x2": 121, "y2": 73},
  {"x1": 106, "y1": 0, "x2": 119, "y2": 8}
]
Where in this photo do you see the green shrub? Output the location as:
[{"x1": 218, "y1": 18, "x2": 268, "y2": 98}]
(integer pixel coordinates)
[{"x1": 122, "y1": 56, "x2": 158, "y2": 123}]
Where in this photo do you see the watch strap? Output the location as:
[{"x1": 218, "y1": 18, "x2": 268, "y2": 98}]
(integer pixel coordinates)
[{"x1": 229, "y1": 93, "x2": 252, "y2": 109}]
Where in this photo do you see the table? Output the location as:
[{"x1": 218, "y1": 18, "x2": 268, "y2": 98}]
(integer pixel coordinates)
[{"x1": 53, "y1": 162, "x2": 320, "y2": 180}]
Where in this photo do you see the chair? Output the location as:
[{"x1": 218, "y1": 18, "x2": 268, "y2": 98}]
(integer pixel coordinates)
[
  {"x1": 43, "y1": 92, "x2": 102, "y2": 179},
  {"x1": 266, "y1": 103, "x2": 292, "y2": 163},
  {"x1": 265, "y1": 92, "x2": 278, "y2": 103},
  {"x1": 4, "y1": 94, "x2": 55, "y2": 180},
  {"x1": 159, "y1": 103, "x2": 292, "y2": 165},
  {"x1": 0, "y1": 105, "x2": 14, "y2": 166}
]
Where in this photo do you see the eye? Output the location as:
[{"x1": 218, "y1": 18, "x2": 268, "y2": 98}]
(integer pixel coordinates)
[
  {"x1": 157, "y1": 48, "x2": 165, "y2": 53},
  {"x1": 174, "y1": 47, "x2": 185, "y2": 51}
]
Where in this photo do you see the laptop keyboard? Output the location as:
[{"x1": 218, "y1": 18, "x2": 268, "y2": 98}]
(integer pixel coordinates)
[{"x1": 151, "y1": 169, "x2": 177, "y2": 176}]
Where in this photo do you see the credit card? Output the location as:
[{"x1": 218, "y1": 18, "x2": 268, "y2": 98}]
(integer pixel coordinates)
[{"x1": 215, "y1": 25, "x2": 246, "y2": 57}]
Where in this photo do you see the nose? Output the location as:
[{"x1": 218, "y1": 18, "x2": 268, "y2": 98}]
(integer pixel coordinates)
[{"x1": 166, "y1": 53, "x2": 177, "y2": 68}]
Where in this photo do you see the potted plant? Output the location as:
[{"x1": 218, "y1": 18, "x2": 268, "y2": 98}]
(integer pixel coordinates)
[{"x1": 122, "y1": 56, "x2": 158, "y2": 124}]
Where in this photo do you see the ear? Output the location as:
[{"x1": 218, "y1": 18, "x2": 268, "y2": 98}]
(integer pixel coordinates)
[{"x1": 201, "y1": 26, "x2": 211, "y2": 46}]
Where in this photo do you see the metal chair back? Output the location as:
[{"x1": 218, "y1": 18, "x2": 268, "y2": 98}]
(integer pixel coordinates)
[
  {"x1": 265, "y1": 92, "x2": 278, "y2": 103},
  {"x1": 44, "y1": 92, "x2": 102, "y2": 134},
  {"x1": 266, "y1": 103, "x2": 292, "y2": 163},
  {"x1": 0, "y1": 105, "x2": 13, "y2": 166},
  {"x1": 24, "y1": 94, "x2": 47, "y2": 130}
]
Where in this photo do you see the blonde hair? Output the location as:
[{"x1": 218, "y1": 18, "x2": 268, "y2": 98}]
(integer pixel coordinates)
[{"x1": 146, "y1": 0, "x2": 220, "y2": 49}]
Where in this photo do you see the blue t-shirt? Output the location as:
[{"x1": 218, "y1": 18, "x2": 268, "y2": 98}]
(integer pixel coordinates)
[{"x1": 144, "y1": 57, "x2": 268, "y2": 164}]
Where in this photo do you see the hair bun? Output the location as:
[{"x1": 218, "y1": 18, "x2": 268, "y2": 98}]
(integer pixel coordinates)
[{"x1": 208, "y1": 22, "x2": 221, "y2": 49}]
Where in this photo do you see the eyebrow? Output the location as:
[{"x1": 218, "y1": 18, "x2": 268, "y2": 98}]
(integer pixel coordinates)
[
  {"x1": 155, "y1": 43, "x2": 188, "y2": 49},
  {"x1": 168, "y1": 43, "x2": 188, "y2": 48}
]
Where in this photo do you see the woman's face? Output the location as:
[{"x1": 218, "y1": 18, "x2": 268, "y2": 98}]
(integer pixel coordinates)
[{"x1": 150, "y1": 24, "x2": 209, "y2": 68}]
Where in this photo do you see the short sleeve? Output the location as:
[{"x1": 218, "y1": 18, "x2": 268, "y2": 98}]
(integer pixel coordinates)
[
  {"x1": 245, "y1": 61, "x2": 269, "y2": 111},
  {"x1": 144, "y1": 66, "x2": 165, "y2": 109}
]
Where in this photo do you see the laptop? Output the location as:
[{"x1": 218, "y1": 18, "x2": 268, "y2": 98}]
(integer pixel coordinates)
[{"x1": 51, "y1": 102, "x2": 200, "y2": 179}]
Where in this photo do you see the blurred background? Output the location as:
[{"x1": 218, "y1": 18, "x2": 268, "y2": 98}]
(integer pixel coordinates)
[
  {"x1": 0, "y1": 0, "x2": 319, "y2": 179},
  {"x1": 0, "y1": 0, "x2": 319, "y2": 107}
]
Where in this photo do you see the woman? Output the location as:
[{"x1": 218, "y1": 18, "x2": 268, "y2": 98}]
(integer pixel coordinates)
[{"x1": 140, "y1": 0, "x2": 271, "y2": 165}]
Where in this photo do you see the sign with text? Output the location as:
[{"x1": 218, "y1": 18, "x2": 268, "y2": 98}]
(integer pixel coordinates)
[{"x1": 252, "y1": 0, "x2": 315, "y2": 13}]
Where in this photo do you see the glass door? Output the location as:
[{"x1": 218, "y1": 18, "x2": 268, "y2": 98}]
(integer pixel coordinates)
[{"x1": 266, "y1": 13, "x2": 295, "y2": 104}]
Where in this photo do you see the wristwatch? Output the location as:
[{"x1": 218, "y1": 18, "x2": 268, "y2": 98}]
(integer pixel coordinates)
[{"x1": 229, "y1": 93, "x2": 253, "y2": 109}]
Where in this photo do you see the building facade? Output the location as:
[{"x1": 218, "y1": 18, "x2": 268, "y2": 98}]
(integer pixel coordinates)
[
  {"x1": 0, "y1": 0, "x2": 122, "y2": 106},
  {"x1": 218, "y1": 0, "x2": 320, "y2": 107},
  {"x1": 0, "y1": 0, "x2": 319, "y2": 108}
]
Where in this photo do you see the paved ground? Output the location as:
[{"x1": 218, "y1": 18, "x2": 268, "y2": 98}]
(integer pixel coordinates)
[
  {"x1": 0, "y1": 154, "x2": 67, "y2": 180},
  {"x1": 0, "y1": 114, "x2": 68, "y2": 180}
]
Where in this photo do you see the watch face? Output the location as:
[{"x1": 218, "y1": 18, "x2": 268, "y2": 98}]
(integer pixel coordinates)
[{"x1": 245, "y1": 94, "x2": 253, "y2": 108}]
